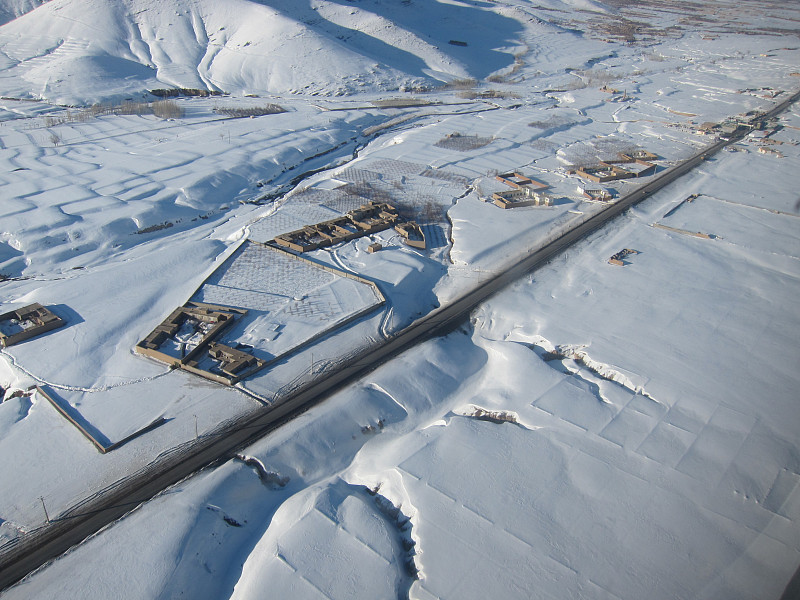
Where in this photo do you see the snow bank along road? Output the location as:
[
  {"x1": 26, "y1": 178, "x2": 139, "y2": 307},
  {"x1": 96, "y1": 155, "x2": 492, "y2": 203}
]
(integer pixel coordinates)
[{"x1": 1, "y1": 89, "x2": 799, "y2": 592}]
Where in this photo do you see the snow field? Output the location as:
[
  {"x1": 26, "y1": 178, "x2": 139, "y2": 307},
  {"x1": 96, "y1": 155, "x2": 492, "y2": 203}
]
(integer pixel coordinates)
[{"x1": 0, "y1": 0, "x2": 799, "y2": 597}]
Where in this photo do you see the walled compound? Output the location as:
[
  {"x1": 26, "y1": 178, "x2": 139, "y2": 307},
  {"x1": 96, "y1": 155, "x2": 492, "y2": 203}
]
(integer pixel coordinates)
[
  {"x1": 274, "y1": 201, "x2": 426, "y2": 251},
  {"x1": 0, "y1": 303, "x2": 65, "y2": 347},
  {"x1": 582, "y1": 188, "x2": 614, "y2": 202},
  {"x1": 573, "y1": 150, "x2": 658, "y2": 183},
  {"x1": 491, "y1": 172, "x2": 553, "y2": 209},
  {"x1": 137, "y1": 239, "x2": 386, "y2": 387},
  {"x1": 135, "y1": 302, "x2": 266, "y2": 385},
  {"x1": 394, "y1": 221, "x2": 426, "y2": 249}
]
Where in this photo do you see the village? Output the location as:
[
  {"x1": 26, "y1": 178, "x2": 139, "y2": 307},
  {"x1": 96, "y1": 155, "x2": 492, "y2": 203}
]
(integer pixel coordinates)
[
  {"x1": 0, "y1": 0, "x2": 797, "y2": 593},
  {"x1": 1, "y1": 80, "x2": 793, "y2": 447},
  {"x1": 1, "y1": 143, "x2": 670, "y2": 396},
  {"x1": 6, "y1": 103, "x2": 785, "y2": 402},
  {"x1": 126, "y1": 140, "x2": 676, "y2": 389}
]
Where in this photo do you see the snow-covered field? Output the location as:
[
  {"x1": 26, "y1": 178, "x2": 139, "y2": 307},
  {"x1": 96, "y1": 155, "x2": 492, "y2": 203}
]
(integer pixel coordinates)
[{"x1": 0, "y1": 0, "x2": 798, "y2": 598}]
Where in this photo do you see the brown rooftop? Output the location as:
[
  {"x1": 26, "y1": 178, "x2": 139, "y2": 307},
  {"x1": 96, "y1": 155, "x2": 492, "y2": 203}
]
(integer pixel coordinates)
[
  {"x1": 496, "y1": 172, "x2": 550, "y2": 190},
  {"x1": 0, "y1": 303, "x2": 66, "y2": 347},
  {"x1": 135, "y1": 302, "x2": 246, "y2": 368},
  {"x1": 394, "y1": 221, "x2": 426, "y2": 249},
  {"x1": 274, "y1": 202, "x2": 402, "y2": 254}
]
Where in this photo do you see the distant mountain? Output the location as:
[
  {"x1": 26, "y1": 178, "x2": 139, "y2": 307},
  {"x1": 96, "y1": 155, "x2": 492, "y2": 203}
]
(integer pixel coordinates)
[
  {"x1": 0, "y1": 0, "x2": 506, "y2": 103},
  {"x1": 0, "y1": 0, "x2": 606, "y2": 104},
  {"x1": 0, "y1": 0, "x2": 47, "y2": 26}
]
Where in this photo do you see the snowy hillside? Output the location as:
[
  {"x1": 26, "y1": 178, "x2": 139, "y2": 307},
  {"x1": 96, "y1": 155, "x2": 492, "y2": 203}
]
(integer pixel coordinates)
[
  {"x1": 0, "y1": 0, "x2": 592, "y2": 103},
  {"x1": 0, "y1": 0, "x2": 44, "y2": 26}
]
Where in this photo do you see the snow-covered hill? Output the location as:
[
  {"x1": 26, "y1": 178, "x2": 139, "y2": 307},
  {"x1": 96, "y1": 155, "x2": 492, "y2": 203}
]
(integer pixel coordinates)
[
  {"x1": 0, "y1": 0, "x2": 603, "y2": 103},
  {"x1": 0, "y1": 0, "x2": 45, "y2": 26}
]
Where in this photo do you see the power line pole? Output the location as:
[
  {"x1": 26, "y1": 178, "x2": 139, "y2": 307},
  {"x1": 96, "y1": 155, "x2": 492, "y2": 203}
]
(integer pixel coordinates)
[{"x1": 39, "y1": 496, "x2": 50, "y2": 524}]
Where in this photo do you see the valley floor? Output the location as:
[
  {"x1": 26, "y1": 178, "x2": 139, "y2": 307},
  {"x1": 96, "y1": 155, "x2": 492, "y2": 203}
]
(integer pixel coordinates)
[{"x1": 0, "y1": 0, "x2": 798, "y2": 598}]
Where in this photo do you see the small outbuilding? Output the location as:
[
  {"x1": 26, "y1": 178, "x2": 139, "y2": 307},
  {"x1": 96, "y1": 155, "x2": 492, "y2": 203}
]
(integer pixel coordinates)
[
  {"x1": 582, "y1": 188, "x2": 613, "y2": 202},
  {"x1": 394, "y1": 222, "x2": 426, "y2": 249}
]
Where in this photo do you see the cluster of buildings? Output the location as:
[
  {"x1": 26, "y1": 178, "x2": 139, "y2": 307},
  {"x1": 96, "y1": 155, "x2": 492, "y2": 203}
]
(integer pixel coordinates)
[
  {"x1": 698, "y1": 111, "x2": 791, "y2": 155},
  {"x1": 135, "y1": 201, "x2": 425, "y2": 387},
  {"x1": 749, "y1": 120, "x2": 789, "y2": 157},
  {"x1": 738, "y1": 87, "x2": 784, "y2": 100},
  {"x1": 697, "y1": 121, "x2": 748, "y2": 140},
  {"x1": 571, "y1": 150, "x2": 658, "y2": 183},
  {"x1": 0, "y1": 303, "x2": 65, "y2": 347},
  {"x1": 490, "y1": 172, "x2": 553, "y2": 209},
  {"x1": 485, "y1": 151, "x2": 658, "y2": 210},
  {"x1": 5, "y1": 205, "x2": 407, "y2": 391},
  {"x1": 274, "y1": 201, "x2": 426, "y2": 252},
  {"x1": 757, "y1": 146, "x2": 784, "y2": 158},
  {"x1": 696, "y1": 109, "x2": 774, "y2": 140},
  {"x1": 135, "y1": 302, "x2": 266, "y2": 386},
  {"x1": 4, "y1": 146, "x2": 671, "y2": 397}
]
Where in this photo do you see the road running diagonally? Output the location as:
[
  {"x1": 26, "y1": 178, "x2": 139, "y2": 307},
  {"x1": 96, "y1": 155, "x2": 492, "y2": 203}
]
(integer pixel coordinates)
[{"x1": 1, "y1": 88, "x2": 798, "y2": 592}]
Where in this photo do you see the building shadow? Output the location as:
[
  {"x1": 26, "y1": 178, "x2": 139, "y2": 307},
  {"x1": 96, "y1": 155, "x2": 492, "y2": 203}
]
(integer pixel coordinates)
[{"x1": 50, "y1": 304, "x2": 85, "y2": 328}]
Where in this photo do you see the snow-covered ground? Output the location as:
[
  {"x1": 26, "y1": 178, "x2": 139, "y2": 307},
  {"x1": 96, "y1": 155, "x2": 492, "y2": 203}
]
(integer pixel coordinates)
[
  {"x1": 6, "y1": 105, "x2": 799, "y2": 598},
  {"x1": 0, "y1": 0, "x2": 799, "y2": 597},
  {"x1": 0, "y1": 0, "x2": 533, "y2": 101}
]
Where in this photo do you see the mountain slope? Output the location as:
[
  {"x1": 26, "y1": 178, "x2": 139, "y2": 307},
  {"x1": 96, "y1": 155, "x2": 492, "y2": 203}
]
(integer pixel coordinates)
[
  {"x1": 0, "y1": 0, "x2": 538, "y2": 102},
  {"x1": 0, "y1": 0, "x2": 47, "y2": 26}
]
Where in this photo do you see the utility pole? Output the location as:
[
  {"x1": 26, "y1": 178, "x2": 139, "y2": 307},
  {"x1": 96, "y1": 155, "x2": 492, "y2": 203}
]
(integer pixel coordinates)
[
  {"x1": 39, "y1": 496, "x2": 50, "y2": 524},
  {"x1": 193, "y1": 415, "x2": 198, "y2": 439}
]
